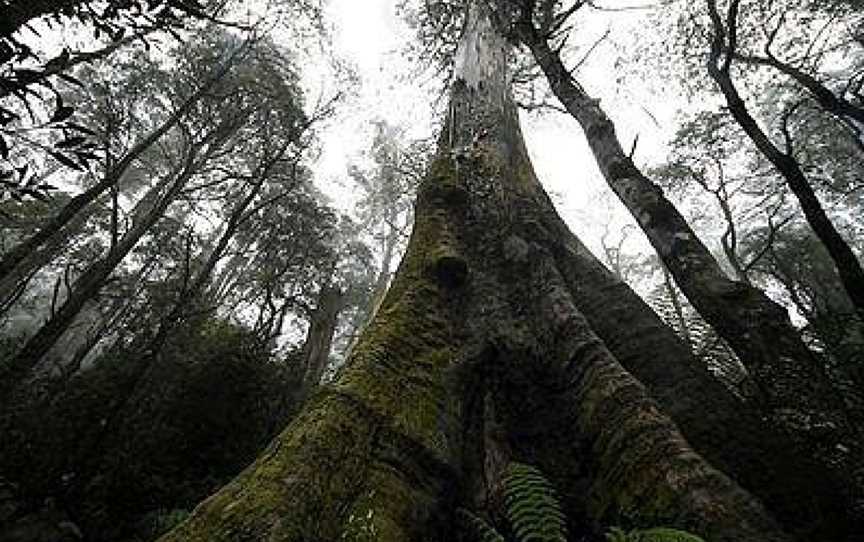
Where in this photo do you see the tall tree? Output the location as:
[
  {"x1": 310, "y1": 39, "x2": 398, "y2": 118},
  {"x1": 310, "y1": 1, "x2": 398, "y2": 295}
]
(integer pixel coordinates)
[
  {"x1": 0, "y1": 41, "x2": 245, "y2": 306},
  {"x1": 501, "y1": 0, "x2": 864, "y2": 527},
  {"x1": 159, "y1": 3, "x2": 793, "y2": 540},
  {"x1": 704, "y1": 0, "x2": 864, "y2": 313},
  {"x1": 0, "y1": 32, "x2": 312, "y2": 398}
]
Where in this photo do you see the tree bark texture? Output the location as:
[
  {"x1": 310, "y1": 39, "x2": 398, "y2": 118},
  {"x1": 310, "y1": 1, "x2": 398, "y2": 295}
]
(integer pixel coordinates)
[
  {"x1": 512, "y1": 10, "x2": 864, "y2": 530},
  {"x1": 160, "y1": 4, "x2": 790, "y2": 540}
]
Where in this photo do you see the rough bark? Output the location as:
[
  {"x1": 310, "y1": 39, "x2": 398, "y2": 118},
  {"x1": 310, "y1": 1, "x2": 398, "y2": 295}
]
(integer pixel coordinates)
[
  {"x1": 160, "y1": 4, "x2": 789, "y2": 540},
  {"x1": 159, "y1": 170, "x2": 469, "y2": 541},
  {"x1": 512, "y1": 10, "x2": 864, "y2": 529}
]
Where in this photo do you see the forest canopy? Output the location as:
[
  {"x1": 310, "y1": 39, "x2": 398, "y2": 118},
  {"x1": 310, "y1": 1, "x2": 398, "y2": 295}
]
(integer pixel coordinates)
[{"x1": 0, "y1": 1, "x2": 862, "y2": 541}]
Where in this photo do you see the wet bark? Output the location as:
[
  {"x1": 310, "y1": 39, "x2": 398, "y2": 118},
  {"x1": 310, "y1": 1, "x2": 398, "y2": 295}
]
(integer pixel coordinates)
[
  {"x1": 512, "y1": 10, "x2": 864, "y2": 530},
  {"x1": 159, "y1": 177, "x2": 470, "y2": 541},
  {"x1": 160, "y1": 3, "x2": 789, "y2": 541}
]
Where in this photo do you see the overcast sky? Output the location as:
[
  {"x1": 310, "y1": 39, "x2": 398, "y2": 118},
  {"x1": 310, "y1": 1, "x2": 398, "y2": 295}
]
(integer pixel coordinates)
[{"x1": 315, "y1": 0, "x2": 676, "y2": 274}]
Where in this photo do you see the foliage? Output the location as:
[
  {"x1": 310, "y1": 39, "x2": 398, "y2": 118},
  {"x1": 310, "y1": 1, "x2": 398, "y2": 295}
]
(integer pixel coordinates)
[
  {"x1": 0, "y1": 0, "x2": 216, "y2": 202},
  {"x1": 0, "y1": 316, "x2": 302, "y2": 541},
  {"x1": 458, "y1": 462, "x2": 566, "y2": 542},
  {"x1": 458, "y1": 462, "x2": 706, "y2": 542},
  {"x1": 503, "y1": 462, "x2": 568, "y2": 542},
  {"x1": 457, "y1": 508, "x2": 507, "y2": 542},
  {"x1": 605, "y1": 526, "x2": 706, "y2": 542}
]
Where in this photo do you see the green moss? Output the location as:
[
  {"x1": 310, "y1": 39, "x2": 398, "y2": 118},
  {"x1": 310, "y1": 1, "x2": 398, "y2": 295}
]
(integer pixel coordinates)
[{"x1": 158, "y1": 150, "x2": 470, "y2": 542}]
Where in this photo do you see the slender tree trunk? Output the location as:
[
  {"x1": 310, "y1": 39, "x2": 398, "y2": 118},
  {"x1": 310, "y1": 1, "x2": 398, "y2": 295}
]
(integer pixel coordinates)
[
  {"x1": 662, "y1": 264, "x2": 694, "y2": 352},
  {"x1": 705, "y1": 0, "x2": 864, "y2": 314},
  {"x1": 160, "y1": 4, "x2": 789, "y2": 540},
  {"x1": 0, "y1": 54, "x2": 238, "y2": 289},
  {"x1": 512, "y1": 10, "x2": 864, "y2": 529},
  {"x1": 299, "y1": 284, "x2": 344, "y2": 389},
  {"x1": 59, "y1": 170, "x2": 281, "y2": 504},
  {"x1": 0, "y1": 149, "x2": 199, "y2": 398},
  {"x1": 733, "y1": 50, "x2": 864, "y2": 126},
  {"x1": 0, "y1": 194, "x2": 101, "y2": 316},
  {"x1": 144, "y1": 162, "x2": 281, "y2": 360}
]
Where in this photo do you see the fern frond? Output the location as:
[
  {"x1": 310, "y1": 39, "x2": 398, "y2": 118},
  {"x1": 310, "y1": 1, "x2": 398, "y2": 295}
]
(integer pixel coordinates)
[
  {"x1": 634, "y1": 527, "x2": 706, "y2": 541},
  {"x1": 605, "y1": 526, "x2": 706, "y2": 542},
  {"x1": 456, "y1": 508, "x2": 506, "y2": 542},
  {"x1": 502, "y1": 462, "x2": 567, "y2": 542}
]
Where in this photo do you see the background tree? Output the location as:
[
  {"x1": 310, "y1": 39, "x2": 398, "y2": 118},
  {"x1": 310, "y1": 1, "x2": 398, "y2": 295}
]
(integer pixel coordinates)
[
  {"x1": 2, "y1": 0, "x2": 864, "y2": 541},
  {"x1": 158, "y1": 3, "x2": 801, "y2": 540}
]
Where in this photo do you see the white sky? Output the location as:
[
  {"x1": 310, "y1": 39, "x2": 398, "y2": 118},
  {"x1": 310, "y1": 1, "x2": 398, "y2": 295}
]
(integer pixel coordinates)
[
  {"x1": 17, "y1": 0, "x2": 687, "y2": 293},
  {"x1": 21, "y1": 0, "x2": 686, "y2": 295},
  {"x1": 315, "y1": 0, "x2": 680, "y2": 275}
]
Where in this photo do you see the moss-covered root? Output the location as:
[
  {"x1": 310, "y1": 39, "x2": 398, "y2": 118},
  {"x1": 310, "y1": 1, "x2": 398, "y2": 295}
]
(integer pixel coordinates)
[
  {"x1": 503, "y1": 238, "x2": 790, "y2": 542},
  {"x1": 156, "y1": 387, "x2": 453, "y2": 542},
  {"x1": 542, "y1": 218, "x2": 848, "y2": 535},
  {"x1": 159, "y1": 173, "x2": 468, "y2": 541}
]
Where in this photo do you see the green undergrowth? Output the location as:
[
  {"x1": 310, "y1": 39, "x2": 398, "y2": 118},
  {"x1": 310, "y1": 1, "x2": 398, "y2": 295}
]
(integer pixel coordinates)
[{"x1": 458, "y1": 462, "x2": 705, "y2": 542}]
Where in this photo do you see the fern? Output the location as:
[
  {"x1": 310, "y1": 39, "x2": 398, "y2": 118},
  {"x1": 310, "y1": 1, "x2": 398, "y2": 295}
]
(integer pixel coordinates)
[
  {"x1": 502, "y1": 462, "x2": 568, "y2": 542},
  {"x1": 606, "y1": 526, "x2": 706, "y2": 542},
  {"x1": 457, "y1": 508, "x2": 507, "y2": 542}
]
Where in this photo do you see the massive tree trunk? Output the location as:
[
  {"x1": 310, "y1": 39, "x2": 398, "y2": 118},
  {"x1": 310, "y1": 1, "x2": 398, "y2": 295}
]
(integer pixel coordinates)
[
  {"x1": 509, "y1": 6, "x2": 863, "y2": 529},
  {"x1": 159, "y1": 4, "x2": 791, "y2": 541}
]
